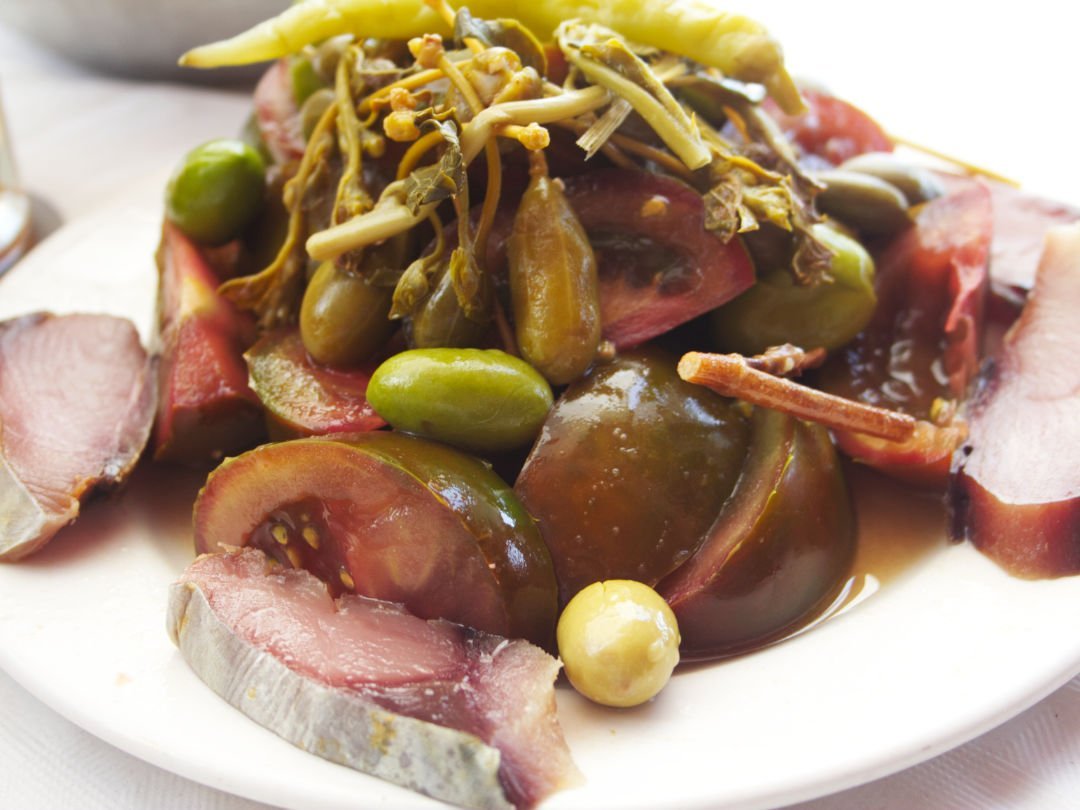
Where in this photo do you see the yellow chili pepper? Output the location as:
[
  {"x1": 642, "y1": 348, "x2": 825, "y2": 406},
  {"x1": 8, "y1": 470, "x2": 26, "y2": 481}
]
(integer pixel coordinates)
[{"x1": 180, "y1": 0, "x2": 803, "y2": 113}]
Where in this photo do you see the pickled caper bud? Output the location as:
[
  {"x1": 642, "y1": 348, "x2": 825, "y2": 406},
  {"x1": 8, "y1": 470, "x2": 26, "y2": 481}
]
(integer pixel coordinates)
[
  {"x1": 712, "y1": 222, "x2": 876, "y2": 354},
  {"x1": 508, "y1": 152, "x2": 601, "y2": 385},
  {"x1": 367, "y1": 348, "x2": 553, "y2": 454},
  {"x1": 300, "y1": 260, "x2": 396, "y2": 367},
  {"x1": 299, "y1": 88, "x2": 336, "y2": 141},
  {"x1": 557, "y1": 580, "x2": 681, "y2": 708},
  {"x1": 405, "y1": 260, "x2": 490, "y2": 349},
  {"x1": 288, "y1": 54, "x2": 325, "y2": 105},
  {"x1": 165, "y1": 139, "x2": 266, "y2": 246}
]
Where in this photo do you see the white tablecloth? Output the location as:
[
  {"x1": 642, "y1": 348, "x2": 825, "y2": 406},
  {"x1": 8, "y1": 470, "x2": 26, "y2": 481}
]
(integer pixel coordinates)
[{"x1": 2, "y1": 6, "x2": 1078, "y2": 809}]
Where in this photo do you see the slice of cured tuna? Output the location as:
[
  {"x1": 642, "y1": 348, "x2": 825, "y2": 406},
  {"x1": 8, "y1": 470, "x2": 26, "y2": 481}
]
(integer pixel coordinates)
[
  {"x1": 949, "y1": 223, "x2": 1080, "y2": 577},
  {"x1": 0, "y1": 312, "x2": 154, "y2": 560},
  {"x1": 167, "y1": 549, "x2": 581, "y2": 809}
]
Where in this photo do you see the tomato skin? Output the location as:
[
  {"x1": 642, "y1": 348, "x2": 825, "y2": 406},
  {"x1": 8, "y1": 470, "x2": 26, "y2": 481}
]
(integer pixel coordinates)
[
  {"x1": 194, "y1": 432, "x2": 559, "y2": 648},
  {"x1": 658, "y1": 408, "x2": 854, "y2": 660},
  {"x1": 560, "y1": 170, "x2": 755, "y2": 348},
  {"x1": 766, "y1": 88, "x2": 893, "y2": 166},
  {"x1": 153, "y1": 223, "x2": 265, "y2": 464},
  {"x1": 515, "y1": 349, "x2": 750, "y2": 606},
  {"x1": 245, "y1": 327, "x2": 385, "y2": 439}
]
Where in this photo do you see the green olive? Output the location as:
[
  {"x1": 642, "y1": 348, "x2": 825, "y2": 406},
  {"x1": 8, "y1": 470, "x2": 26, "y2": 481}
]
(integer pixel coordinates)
[
  {"x1": 165, "y1": 139, "x2": 266, "y2": 246},
  {"x1": 367, "y1": 348, "x2": 553, "y2": 454},
  {"x1": 300, "y1": 260, "x2": 396, "y2": 367},
  {"x1": 557, "y1": 580, "x2": 681, "y2": 708},
  {"x1": 711, "y1": 222, "x2": 876, "y2": 354}
]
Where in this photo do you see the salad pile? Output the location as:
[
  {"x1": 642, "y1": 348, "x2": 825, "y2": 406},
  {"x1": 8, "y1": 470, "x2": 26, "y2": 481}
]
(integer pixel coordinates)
[
  {"x1": 158, "y1": 0, "x2": 1079, "y2": 679},
  {"x1": 5, "y1": 1, "x2": 1077, "y2": 808}
]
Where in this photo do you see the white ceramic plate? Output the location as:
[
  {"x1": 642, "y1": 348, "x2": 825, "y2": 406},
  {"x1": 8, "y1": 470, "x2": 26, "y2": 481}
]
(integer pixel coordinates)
[
  {"x1": 6, "y1": 2, "x2": 1080, "y2": 799},
  {"x1": 0, "y1": 188, "x2": 1079, "y2": 810}
]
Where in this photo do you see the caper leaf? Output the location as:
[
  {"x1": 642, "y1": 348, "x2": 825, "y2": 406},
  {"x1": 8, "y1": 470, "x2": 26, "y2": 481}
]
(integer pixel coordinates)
[
  {"x1": 453, "y1": 7, "x2": 548, "y2": 76},
  {"x1": 557, "y1": 21, "x2": 710, "y2": 170},
  {"x1": 402, "y1": 118, "x2": 465, "y2": 214}
]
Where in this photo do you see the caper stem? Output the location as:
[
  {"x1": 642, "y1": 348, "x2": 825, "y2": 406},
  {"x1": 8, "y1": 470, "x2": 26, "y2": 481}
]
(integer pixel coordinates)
[
  {"x1": 307, "y1": 87, "x2": 611, "y2": 261},
  {"x1": 357, "y1": 68, "x2": 452, "y2": 116},
  {"x1": 460, "y1": 86, "x2": 611, "y2": 161},
  {"x1": 678, "y1": 351, "x2": 918, "y2": 442},
  {"x1": 395, "y1": 129, "x2": 446, "y2": 180},
  {"x1": 308, "y1": 192, "x2": 424, "y2": 261}
]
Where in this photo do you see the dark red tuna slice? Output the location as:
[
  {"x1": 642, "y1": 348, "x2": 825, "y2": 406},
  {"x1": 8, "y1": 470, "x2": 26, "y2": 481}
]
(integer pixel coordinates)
[
  {"x1": 168, "y1": 548, "x2": 580, "y2": 809},
  {"x1": 0, "y1": 312, "x2": 154, "y2": 560},
  {"x1": 245, "y1": 327, "x2": 385, "y2": 438},
  {"x1": 986, "y1": 180, "x2": 1080, "y2": 301},
  {"x1": 154, "y1": 223, "x2": 265, "y2": 464},
  {"x1": 561, "y1": 170, "x2": 755, "y2": 348},
  {"x1": 949, "y1": 223, "x2": 1080, "y2": 577},
  {"x1": 820, "y1": 179, "x2": 992, "y2": 486}
]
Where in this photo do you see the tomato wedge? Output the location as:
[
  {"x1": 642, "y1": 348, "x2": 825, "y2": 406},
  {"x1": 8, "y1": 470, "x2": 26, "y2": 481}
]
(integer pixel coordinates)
[
  {"x1": 561, "y1": 170, "x2": 754, "y2": 348},
  {"x1": 245, "y1": 327, "x2": 385, "y2": 438},
  {"x1": 153, "y1": 223, "x2": 265, "y2": 464},
  {"x1": 194, "y1": 432, "x2": 559, "y2": 647},
  {"x1": 766, "y1": 88, "x2": 893, "y2": 166},
  {"x1": 253, "y1": 59, "x2": 305, "y2": 165}
]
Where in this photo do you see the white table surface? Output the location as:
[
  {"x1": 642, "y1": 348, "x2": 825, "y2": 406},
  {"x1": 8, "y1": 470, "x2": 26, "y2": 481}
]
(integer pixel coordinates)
[{"x1": 2, "y1": 5, "x2": 1078, "y2": 809}]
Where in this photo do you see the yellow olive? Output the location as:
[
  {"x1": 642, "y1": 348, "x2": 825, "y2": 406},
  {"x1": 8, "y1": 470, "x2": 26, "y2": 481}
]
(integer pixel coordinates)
[{"x1": 557, "y1": 580, "x2": 680, "y2": 708}]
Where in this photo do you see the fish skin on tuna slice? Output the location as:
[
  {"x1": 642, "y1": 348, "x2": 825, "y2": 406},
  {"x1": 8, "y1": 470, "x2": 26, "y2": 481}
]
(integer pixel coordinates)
[
  {"x1": 949, "y1": 223, "x2": 1080, "y2": 577},
  {"x1": 0, "y1": 312, "x2": 154, "y2": 560},
  {"x1": 167, "y1": 549, "x2": 581, "y2": 809}
]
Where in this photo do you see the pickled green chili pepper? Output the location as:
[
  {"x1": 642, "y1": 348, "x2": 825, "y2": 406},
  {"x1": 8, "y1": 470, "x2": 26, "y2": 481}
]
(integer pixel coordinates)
[{"x1": 180, "y1": 0, "x2": 802, "y2": 113}]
